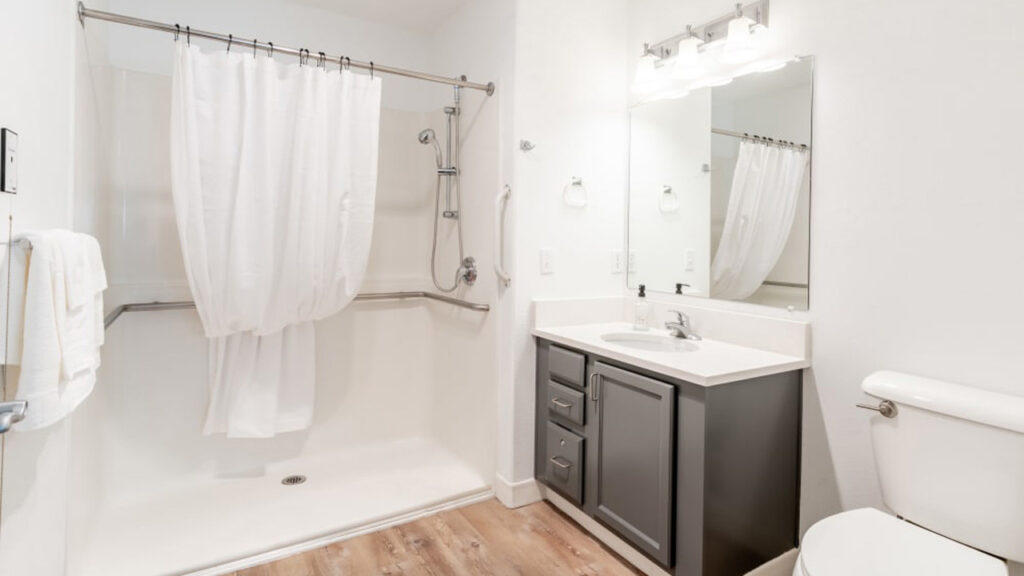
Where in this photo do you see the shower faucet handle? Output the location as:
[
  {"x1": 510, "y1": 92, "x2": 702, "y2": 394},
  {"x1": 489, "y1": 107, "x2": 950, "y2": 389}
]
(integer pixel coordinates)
[{"x1": 0, "y1": 400, "x2": 28, "y2": 434}]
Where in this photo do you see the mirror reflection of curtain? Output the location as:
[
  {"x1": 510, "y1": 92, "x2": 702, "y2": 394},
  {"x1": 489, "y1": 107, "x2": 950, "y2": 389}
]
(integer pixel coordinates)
[{"x1": 710, "y1": 141, "x2": 809, "y2": 300}]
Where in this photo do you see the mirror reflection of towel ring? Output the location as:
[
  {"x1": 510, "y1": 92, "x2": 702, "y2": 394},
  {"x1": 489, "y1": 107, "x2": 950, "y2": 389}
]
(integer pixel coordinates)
[
  {"x1": 563, "y1": 177, "x2": 588, "y2": 207},
  {"x1": 659, "y1": 185, "x2": 680, "y2": 213}
]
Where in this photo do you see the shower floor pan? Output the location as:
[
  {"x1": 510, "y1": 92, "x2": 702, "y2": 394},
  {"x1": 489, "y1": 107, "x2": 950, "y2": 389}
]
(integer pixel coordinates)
[{"x1": 71, "y1": 437, "x2": 490, "y2": 576}]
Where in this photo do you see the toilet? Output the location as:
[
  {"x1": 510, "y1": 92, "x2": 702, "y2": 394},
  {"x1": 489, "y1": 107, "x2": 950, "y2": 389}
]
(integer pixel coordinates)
[{"x1": 795, "y1": 371, "x2": 1024, "y2": 576}]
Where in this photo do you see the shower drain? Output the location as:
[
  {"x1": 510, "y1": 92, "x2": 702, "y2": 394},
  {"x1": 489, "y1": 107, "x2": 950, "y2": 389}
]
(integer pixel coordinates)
[{"x1": 281, "y1": 474, "x2": 307, "y2": 486}]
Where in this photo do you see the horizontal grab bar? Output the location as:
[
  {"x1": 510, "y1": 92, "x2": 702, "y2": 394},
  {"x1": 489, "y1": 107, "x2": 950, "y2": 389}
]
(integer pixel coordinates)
[{"x1": 103, "y1": 291, "x2": 489, "y2": 329}]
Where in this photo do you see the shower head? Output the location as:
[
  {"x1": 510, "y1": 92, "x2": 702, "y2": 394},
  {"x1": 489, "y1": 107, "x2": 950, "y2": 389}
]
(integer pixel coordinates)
[{"x1": 418, "y1": 128, "x2": 444, "y2": 168}]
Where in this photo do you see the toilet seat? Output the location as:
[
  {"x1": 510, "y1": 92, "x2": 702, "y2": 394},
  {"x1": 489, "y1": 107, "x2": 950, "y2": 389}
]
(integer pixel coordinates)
[{"x1": 796, "y1": 508, "x2": 1006, "y2": 576}]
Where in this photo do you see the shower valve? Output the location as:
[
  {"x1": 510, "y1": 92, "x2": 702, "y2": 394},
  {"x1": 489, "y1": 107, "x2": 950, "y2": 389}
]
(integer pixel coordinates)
[{"x1": 461, "y1": 257, "x2": 478, "y2": 286}]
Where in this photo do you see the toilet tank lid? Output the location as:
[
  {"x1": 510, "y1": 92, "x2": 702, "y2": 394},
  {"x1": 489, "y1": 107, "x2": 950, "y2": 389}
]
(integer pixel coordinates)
[{"x1": 863, "y1": 371, "x2": 1024, "y2": 434}]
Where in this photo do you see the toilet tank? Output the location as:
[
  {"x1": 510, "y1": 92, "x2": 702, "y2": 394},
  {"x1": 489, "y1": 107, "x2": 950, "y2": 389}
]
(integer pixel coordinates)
[{"x1": 863, "y1": 371, "x2": 1024, "y2": 563}]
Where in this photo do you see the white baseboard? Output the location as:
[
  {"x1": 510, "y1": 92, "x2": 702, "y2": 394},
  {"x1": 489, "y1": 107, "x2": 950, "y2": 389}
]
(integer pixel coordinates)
[
  {"x1": 542, "y1": 487, "x2": 671, "y2": 576},
  {"x1": 745, "y1": 548, "x2": 798, "y2": 576},
  {"x1": 493, "y1": 473, "x2": 542, "y2": 508}
]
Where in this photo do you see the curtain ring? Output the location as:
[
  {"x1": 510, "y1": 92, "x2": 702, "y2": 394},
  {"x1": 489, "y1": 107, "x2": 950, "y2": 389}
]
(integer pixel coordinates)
[
  {"x1": 370, "y1": 61, "x2": 374, "y2": 78},
  {"x1": 267, "y1": 42, "x2": 273, "y2": 58},
  {"x1": 318, "y1": 51, "x2": 326, "y2": 69},
  {"x1": 174, "y1": 24, "x2": 180, "y2": 42},
  {"x1": 345, "y1": 56, "x2": 351, "y2": 70},
  {"x1": 227, "y1": 34, "x2": 233, "y2": 52},
  {"x1": 339, "y1": 55, "x2": 344, "y2": 72},
  {"x1": 186, "y1": 26, "x2": 191, "y2": 46},
  {"x1": 253, "y1": 38, "x2": 258, "y2": 59}
]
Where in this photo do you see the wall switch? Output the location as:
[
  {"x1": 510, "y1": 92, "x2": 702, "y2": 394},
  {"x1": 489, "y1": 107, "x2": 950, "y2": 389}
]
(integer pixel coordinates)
[
  {"x1": 611, "y1": 250, "x2": 624, "y2": 274},
  {"x1": 684, "y1": 249, "x2": 695, "y2": 272},
  {"x1": 627, "y1": 250, "x2": 637, "y2": 274},
  {"x1": 1, "y1": 129, "x2": 17, "y2": 195},
  {"x1": 539, "y1": 248, "x2": 553, "y2": 275}
]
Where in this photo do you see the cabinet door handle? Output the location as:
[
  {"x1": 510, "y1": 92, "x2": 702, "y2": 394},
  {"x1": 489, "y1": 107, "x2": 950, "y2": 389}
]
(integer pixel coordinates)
[
  {"x1": 549, "y1": 456, "x2": 573, "y2": 470},
  {"x1": 550, "y1": 397, "x2": 573, "y2": 409},
  {"x1": 589, "y1": 373, "x2": 600, "y2": 402}
]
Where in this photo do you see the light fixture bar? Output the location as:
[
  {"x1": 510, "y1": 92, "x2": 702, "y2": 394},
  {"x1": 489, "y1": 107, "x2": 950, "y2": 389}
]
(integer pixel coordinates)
[{"x1": 645, "y1": 0, "x2": 770, "y2": 60}]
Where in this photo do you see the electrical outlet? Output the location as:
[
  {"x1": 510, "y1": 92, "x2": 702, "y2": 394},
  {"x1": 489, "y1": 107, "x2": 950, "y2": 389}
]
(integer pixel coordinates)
[
  {"x1": 1, "y1": 129, "x2": 17, "y2": 195},
  {"x1": 627, "y1": 251, "x2": 637, "y2": 274},
  {"x1": 540, "y1": 248, "x2": 553, "y2": 275},
  {"x1": 611, "y1": 250, "x2": 624, "y2": 274}
]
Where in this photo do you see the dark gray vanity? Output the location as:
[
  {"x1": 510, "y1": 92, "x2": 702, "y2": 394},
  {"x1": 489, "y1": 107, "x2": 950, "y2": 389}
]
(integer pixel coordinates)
[{"x1": 535, "y1": 338, "x2": 801, "y2": 576}]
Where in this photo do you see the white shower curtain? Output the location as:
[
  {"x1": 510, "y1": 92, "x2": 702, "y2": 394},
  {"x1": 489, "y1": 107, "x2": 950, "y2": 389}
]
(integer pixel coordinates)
[
  {"x1": 170, "y1": 44, "x2": 382, "y2": 437},
  {"x1": 710, "y1": 141, "x2": 809, "y2": 301}
]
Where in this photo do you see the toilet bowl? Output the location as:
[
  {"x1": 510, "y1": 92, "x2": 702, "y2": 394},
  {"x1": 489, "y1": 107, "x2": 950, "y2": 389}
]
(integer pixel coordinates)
[
  {"x1": 793, "y1": 508, "x2": 1005, "y2": 576},
  {"x1": 793, "y1": 372, "x2": 1024, "y2": 575}
]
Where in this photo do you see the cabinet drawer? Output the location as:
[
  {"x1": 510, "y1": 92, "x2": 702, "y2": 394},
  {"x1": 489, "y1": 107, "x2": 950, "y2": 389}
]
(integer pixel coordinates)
[
  {"x1": 545, "y1": 422, "x2": 584, "y2": 504},
  {"x1": 547, "y1": 380, "x2": 585, "y2": 427},
  {"x1": 549, "y1": 345, "x2": 586, "y2": 388}
]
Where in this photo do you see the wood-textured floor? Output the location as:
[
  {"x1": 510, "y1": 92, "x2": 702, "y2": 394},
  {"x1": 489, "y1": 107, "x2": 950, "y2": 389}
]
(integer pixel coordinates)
[{"x1": 230, "y1": 499, "x2": 642, "y2": 576}]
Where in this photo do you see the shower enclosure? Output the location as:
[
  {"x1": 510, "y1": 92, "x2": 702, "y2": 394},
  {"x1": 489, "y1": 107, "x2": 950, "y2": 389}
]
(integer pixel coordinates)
[{"x1": 0, "y1": 2, "x2": 502, "y2": 575}]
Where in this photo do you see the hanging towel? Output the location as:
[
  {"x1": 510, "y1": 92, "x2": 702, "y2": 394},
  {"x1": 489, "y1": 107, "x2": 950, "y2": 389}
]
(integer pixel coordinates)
[
  {"x1": 170, "y1": 43, "x2": 382, "y2": 438},
  {"x1": 13, "y1": 230, "x2": 107, "y2": 431}
]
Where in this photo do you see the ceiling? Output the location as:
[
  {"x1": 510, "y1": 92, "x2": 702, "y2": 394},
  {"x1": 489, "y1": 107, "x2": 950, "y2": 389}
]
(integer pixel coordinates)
[{"x1": 286, "y1": 0, "x2": 473, "y2": 32}]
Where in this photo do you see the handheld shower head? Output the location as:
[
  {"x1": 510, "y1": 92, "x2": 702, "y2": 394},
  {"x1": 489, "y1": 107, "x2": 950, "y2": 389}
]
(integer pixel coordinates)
[{"x1": 418, "y1": 128, "x2": 444, "y2": 168}]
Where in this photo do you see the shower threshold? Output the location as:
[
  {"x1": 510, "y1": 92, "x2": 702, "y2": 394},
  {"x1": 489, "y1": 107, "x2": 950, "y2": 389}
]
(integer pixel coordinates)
[{"x1": 70, "y1": 437, "x2": 490, "y2": 576}]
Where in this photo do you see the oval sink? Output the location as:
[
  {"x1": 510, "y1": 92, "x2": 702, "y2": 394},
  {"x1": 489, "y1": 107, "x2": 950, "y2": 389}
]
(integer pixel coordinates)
[{"x1": 600, "y1": 332, "x2": 699, "y2": 352}]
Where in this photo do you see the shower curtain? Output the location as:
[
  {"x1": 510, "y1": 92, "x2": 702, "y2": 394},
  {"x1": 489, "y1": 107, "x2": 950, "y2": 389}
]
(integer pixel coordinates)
[
  {"x1": 710, "y1": 141, "x2": 809, "y2": 301},
  {"x1": 170, "y1": 43, "x2": 382, "y2": 437}
]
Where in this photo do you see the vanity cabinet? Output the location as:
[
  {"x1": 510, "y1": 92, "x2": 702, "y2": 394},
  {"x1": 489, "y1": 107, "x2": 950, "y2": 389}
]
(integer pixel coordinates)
[{"x1": 535, "y1": 339, "x2": 801, "y2": 576}]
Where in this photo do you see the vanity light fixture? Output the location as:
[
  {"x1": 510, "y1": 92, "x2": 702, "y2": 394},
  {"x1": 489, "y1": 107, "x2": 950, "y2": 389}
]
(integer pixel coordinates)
[
  {"x1": 672, "y1": 26, "x2": 704, "y2": 80},
  {"x1": 631, "y1": 48, "x2": 661, "y2": 95},
  {"x1": 721, "y1": 4, "x2": 760, "y2": 64}
]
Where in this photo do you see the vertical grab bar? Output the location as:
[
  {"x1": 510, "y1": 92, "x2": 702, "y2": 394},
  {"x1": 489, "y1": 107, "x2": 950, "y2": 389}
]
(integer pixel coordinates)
[{"x1": 494, "y1": 185, "x2": 512, "y2": 287}]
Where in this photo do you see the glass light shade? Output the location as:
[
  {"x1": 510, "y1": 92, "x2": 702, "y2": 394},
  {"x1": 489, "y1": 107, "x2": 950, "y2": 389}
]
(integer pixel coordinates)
[
  {"x1": 721, "y1": 16, "x2": 759, "y2": 64},
  {"x1": 672, "y1": 37, "x2": 704, "y2": 80},
  {"x1": 631, "y1": 53, "x2": 660, "y2": 94}
]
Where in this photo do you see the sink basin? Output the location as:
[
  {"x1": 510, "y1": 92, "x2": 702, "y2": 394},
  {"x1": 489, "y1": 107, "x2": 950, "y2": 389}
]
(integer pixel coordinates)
[{"x1": 601, "y1": 332, "x2": 699, "y2": 352}]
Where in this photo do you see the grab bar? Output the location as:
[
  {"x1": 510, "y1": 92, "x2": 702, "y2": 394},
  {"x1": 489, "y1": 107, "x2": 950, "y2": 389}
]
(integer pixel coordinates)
[
  {"x1": 103, "y1": 291, "x2": 489, "y2": 329},
  {"x1": 494, "y1": 185, "x2": 511, "y2": 287}
]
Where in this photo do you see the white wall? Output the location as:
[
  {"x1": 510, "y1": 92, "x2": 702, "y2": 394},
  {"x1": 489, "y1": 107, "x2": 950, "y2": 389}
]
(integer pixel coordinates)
[
  {"x1": 630, "y1": 4, "x2": 1024, "y2": 573},
  {"x1": 504, "y1": 0, "x2": 631, "y2": 488},
  {"x1": 0, "y1": 0, "x2": 87, "y2": 574}
]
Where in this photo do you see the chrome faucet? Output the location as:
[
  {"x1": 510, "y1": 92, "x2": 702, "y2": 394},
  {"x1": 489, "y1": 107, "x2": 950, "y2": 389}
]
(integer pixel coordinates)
[{"x1": 665, "y1": 310, "x2": 701, "y2": 341}]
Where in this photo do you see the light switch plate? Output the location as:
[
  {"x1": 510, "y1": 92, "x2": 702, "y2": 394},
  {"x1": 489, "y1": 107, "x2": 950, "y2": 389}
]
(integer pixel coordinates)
[
  {"x1": 1, "y1": 129, "x2": 17, "y2": 194},
  {"x1": 611, "y1": 250, "x2": 623, "y2": 274},
  {"x1": 540, "y1": 248, "x2": 553, "y2": 275}
]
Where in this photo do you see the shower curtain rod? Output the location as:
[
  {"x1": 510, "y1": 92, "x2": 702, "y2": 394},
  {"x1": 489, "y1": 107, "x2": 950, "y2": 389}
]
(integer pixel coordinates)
[
  {"x1": 103, "y1": 291, "x2": 489, "y2": 329},
  {"x1": 76, "y1": 2, "x2": 496, "y2": 95},
  {"x1": 712, "y1": 128, "x2": 810, "y2": 151}
]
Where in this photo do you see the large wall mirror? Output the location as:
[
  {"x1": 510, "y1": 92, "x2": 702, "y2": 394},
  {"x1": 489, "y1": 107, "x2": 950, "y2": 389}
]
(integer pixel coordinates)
[{"x1": 628, "y1": 57, "x2": 813, "y2": 310}]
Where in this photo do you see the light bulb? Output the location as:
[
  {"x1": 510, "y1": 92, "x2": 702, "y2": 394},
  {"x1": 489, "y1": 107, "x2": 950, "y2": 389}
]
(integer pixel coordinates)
[
  {"x1": 631, "y1": 53, "x2": 661, "y2": 95},
  {"x1": 672, "y1": 36, "x2": 704, "y2": 80},
  {"x1": 721, "y1": 15, "x2": 759, "y2": 64}
]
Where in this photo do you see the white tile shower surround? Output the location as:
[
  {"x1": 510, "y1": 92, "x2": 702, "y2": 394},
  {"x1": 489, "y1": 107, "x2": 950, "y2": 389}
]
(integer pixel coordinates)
[{"x1": 72, "y1": 437, "x2": 489, "y2": 576}]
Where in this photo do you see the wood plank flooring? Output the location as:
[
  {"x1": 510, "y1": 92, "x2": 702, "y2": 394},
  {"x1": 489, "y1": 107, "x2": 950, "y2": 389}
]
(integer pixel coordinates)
[{"x1": 230, "y1": 499, "x2": 641, "y2": 576}]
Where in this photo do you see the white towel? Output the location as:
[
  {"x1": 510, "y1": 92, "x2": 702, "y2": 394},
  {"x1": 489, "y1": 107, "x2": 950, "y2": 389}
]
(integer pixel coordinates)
[{"x1": 13, "y1": 230, "x2": 107, "y2": 431}]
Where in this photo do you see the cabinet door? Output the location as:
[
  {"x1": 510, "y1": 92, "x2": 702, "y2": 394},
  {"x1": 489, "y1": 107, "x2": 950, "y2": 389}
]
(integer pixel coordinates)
[{"x1": 592, "y1": 361, "x2": 675, "y2": 567}]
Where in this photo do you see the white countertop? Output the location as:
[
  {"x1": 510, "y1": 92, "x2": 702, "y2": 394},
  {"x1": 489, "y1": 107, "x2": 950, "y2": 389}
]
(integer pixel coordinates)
[{"x1": 533, "y1": 322, "x2": 810, "y2": 387}]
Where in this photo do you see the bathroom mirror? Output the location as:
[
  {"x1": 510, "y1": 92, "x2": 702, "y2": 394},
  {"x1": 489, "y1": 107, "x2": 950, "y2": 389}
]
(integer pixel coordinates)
[{"x1": 627, "y1": 57, "x2": 813, "y2": 310}]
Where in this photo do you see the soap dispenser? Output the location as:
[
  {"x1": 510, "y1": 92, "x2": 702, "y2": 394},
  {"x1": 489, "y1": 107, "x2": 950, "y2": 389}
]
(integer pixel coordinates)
[{"x1": 634, "y1": 284, "x2": 650, "y2": 331}]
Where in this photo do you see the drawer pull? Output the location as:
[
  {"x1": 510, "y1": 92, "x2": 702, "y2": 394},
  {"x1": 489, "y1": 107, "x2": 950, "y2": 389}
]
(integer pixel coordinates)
[
  {"x1": 550, "y1": 397, "x2": 573, "y2": 409},
  {"x1": 549, "y1": 456, "x2": 573, "y2": 470}
]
